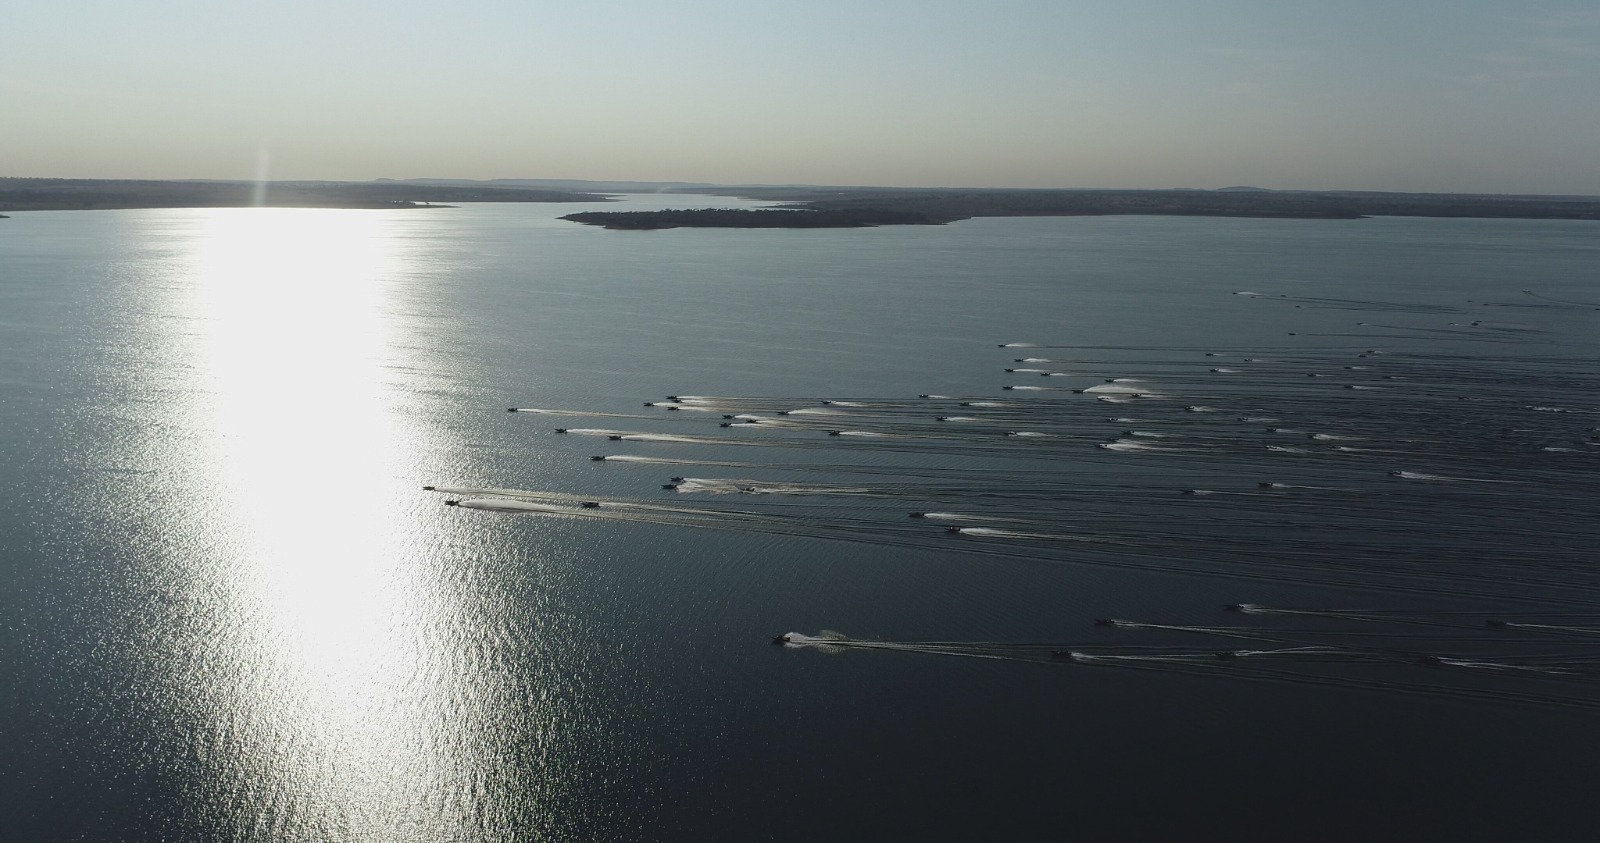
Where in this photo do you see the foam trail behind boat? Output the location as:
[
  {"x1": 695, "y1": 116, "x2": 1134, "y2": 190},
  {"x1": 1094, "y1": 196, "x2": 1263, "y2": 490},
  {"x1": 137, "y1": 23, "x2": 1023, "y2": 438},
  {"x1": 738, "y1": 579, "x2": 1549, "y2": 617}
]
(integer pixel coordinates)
[
  {"x1": 591, "y1": 455, "x2": 757, "y2": 467},
  {"x1": 512, "y1": 408, "x2": 662, "y2": 419},
  {"x1": 455, "y1": 499, "x2": 571, "y2": 514}
]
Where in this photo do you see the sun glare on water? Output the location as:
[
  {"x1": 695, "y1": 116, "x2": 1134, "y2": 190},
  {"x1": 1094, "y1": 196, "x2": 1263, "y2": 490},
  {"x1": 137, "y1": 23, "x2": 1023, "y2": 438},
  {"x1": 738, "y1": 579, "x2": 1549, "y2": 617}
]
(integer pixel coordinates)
[{"x1": 175, "y1": 209, "x2": 493, "y2": 839}]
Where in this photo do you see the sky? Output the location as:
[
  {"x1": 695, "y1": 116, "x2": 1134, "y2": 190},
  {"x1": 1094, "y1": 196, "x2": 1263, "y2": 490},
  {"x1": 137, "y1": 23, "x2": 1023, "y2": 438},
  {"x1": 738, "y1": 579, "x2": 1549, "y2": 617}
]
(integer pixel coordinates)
[{"x1": 3, "y1": 0, "x2": 1598, "y2": 194}]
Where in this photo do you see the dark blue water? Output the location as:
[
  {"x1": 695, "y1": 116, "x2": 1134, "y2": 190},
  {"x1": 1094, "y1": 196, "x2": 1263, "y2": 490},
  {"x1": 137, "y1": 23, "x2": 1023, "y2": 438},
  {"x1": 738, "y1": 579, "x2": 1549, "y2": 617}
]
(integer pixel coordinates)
[{"x1": 3, "y1": 199, "x2": 1598, "y2": 841}]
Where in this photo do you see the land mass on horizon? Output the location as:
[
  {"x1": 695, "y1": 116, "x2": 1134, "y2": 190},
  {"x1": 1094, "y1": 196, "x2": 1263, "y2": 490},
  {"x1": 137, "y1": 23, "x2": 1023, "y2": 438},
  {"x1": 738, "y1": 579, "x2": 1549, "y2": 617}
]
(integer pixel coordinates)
[
  {"x1": 559, "y1": 208, "x2": 951, "y2": 230},
  {"x1": 0, "y1": 178, "x2": 610, "y2": 212},
  {"x1": 706, "y1": 185, "x2": 1600, "y2": 222},
  {"x1": 3, "y1": 178, "x2": 1599, "y2": 224}
]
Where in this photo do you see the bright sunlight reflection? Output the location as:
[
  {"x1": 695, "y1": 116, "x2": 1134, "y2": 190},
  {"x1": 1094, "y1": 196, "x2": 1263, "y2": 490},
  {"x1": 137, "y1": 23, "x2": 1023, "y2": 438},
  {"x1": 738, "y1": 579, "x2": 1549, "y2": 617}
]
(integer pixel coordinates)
[{"x1": 188, "y1": 209, "x2": 470, "y2": 838}]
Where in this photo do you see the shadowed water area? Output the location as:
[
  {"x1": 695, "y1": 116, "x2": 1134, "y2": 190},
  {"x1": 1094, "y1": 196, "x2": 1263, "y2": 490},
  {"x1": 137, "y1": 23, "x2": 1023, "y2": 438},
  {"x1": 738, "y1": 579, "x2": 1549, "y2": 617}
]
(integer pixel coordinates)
[{"x1": 2, "y1": 197, "x2": 1598, "y2": 841}]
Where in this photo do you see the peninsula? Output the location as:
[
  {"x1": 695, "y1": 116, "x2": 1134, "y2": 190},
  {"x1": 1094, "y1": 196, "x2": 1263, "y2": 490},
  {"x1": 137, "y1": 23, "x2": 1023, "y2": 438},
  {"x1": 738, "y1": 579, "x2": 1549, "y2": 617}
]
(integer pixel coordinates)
[
  {"x1": 561, "y1": 186, "x2": 1600, "y2": 229},
  {"x1": 559, "y1": 208, "x2": 948, "y2": 230}
]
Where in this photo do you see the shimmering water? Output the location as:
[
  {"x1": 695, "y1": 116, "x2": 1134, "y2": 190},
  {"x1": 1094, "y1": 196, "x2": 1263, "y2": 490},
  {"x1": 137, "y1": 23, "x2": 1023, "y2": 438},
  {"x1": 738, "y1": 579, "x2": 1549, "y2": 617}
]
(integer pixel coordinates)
[{"x1": 3, "y1": 198, "x2": 1598, "y2": 841}]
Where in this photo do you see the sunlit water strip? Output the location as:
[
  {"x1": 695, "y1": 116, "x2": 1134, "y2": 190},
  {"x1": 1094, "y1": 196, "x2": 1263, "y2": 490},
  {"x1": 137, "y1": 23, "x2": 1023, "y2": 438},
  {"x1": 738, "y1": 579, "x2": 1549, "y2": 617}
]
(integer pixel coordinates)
[{"x1": 158, "y1": 210, "x2": 505, "y2": 840}]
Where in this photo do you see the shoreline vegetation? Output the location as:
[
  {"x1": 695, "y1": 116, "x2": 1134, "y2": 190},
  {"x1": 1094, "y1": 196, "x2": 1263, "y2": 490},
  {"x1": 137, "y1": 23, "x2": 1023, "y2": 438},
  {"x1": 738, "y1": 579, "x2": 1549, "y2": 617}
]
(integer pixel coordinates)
[{"x1": 3, "y1": 178, "x2": 1598, "y2": 226}]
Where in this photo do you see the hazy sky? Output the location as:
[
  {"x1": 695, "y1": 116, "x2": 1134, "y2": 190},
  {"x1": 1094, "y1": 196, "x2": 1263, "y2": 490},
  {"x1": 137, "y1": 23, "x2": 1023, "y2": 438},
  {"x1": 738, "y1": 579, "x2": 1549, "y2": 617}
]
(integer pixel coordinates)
[{"x1": 4, "y1": 1, "x2": 1598, "y2": 193}]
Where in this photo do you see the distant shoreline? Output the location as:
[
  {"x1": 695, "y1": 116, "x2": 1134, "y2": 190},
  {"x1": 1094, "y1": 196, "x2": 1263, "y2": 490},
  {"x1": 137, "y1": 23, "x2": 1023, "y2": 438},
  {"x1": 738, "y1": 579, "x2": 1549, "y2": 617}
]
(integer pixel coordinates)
[
  {"x1": 5, "y1": 178, "x2": 1599, "y2": 223},
  {"x1": 0, "y1": 178, "x2": 611, "y2": 213},
  {"x1": 672, "y1": 186, "x2": 1600, "y2": 226},
  {"x1": 560, "y1": 187, "x2": 1600, "y2": 230},
  {"x1": 560, "y1": 208, "x2": 952, "y2": 230}
]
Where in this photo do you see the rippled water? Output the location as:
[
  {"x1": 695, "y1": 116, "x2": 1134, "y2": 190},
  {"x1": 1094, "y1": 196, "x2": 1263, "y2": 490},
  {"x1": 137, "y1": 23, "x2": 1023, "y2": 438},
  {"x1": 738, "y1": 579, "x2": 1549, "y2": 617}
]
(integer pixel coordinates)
[{"x1": 3, "y1": 199, "x2": 1598, "y2": 841}]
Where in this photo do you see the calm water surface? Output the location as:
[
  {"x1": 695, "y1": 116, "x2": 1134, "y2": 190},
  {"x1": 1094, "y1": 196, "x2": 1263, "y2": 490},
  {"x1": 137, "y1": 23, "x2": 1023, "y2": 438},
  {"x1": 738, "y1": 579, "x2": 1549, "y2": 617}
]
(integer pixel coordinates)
[{"x1": 2, "y1": 198, "x2": 1598, "y2": 841}]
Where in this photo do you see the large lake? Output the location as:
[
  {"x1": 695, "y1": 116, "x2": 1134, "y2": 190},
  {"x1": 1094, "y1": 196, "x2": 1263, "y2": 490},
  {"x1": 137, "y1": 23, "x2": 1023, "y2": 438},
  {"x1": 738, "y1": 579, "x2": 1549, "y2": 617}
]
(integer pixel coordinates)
[{"x1": 3, "y1": 196, "x2": 1598, "y2": 841}]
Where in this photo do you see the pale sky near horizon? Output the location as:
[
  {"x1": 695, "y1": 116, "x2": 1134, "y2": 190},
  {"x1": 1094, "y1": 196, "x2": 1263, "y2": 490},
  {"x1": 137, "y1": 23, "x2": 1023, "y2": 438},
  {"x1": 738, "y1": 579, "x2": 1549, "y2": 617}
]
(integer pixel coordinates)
[{"x1": 3, "y1": 1, "x2": 1597, "y2": 194}]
